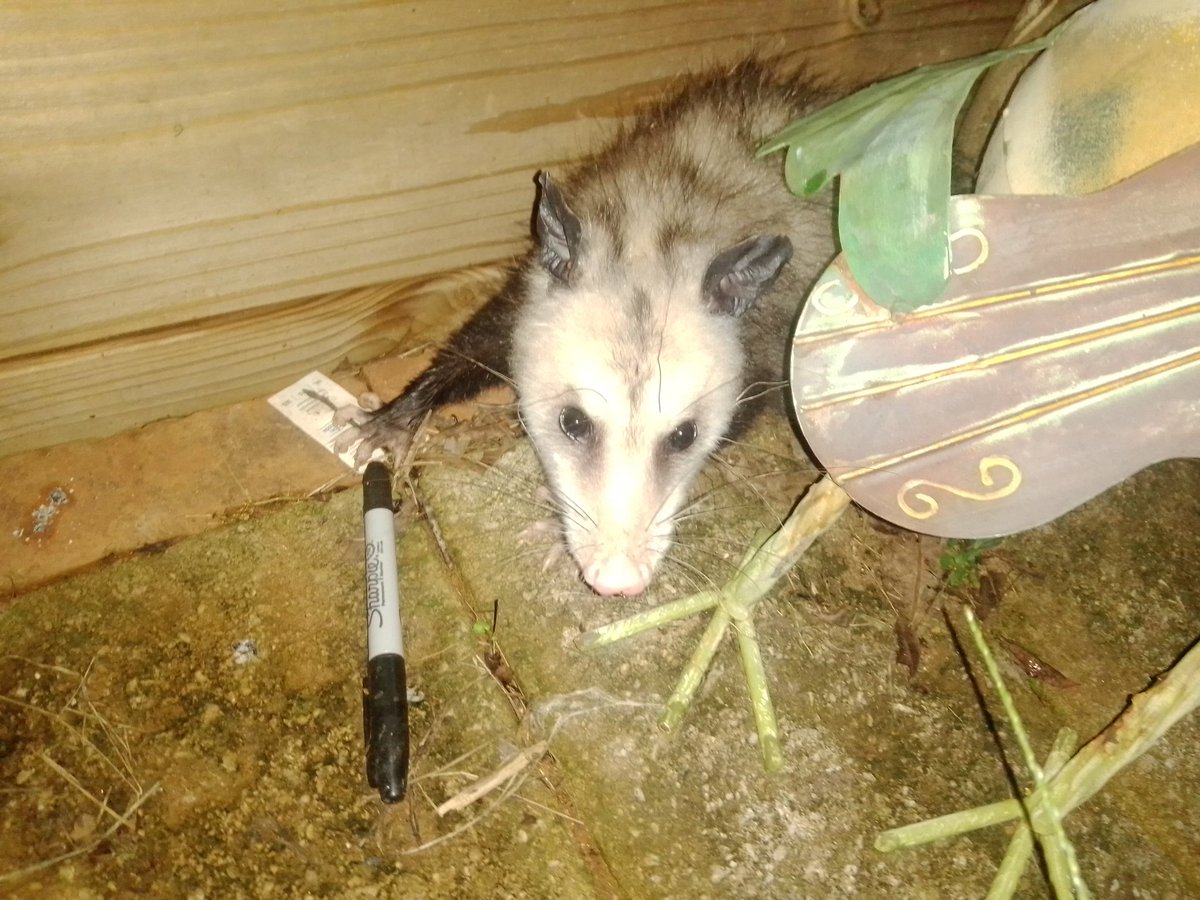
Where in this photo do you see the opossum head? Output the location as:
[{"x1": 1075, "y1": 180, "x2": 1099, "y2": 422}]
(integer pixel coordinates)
[{"x1": 511, "y1": 173, "x2": 792, "y2": 596}]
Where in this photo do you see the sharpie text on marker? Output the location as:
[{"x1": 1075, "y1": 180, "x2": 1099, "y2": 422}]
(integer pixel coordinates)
[{"x1": 364, "y1": 540, "x2": 391, "y2": 634}]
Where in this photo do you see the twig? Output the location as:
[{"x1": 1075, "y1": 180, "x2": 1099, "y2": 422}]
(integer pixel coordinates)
[{"x1": 434, "y1": 741, "x2": 549, "y2": 817}]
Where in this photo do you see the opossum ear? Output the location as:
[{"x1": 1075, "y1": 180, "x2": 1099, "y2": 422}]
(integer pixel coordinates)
[
  {"x1": 702, "y1": 234, "x2": 793, "y2": 317},
  {"x1": 534, "y1": 171, "x2": 582, "y2": 283}
]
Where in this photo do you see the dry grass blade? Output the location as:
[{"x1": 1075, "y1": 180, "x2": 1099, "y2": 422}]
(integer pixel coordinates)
[
  {"x1": 0, "y1": 655, "x2": 157, "y2": 885},
  {"x1": 0, "y1": 784, "x2": 161, "y2": 884}
]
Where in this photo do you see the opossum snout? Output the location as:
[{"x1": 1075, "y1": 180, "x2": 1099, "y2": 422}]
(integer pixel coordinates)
[
  {"x1": 583, "y1": 553, "x2": 653, "y2": 597},
  {"x1": 564, "y1": 472, "x2": 679, "y2": 597}
]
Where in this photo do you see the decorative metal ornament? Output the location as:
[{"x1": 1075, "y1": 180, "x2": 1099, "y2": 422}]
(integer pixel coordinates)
[{"x1": 791, "y1": 143, "x2": 1200, "y2": 537}]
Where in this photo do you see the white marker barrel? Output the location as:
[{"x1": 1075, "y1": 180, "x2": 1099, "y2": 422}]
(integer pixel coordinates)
[{"x1": 361, "y1": 462, "x2": 408, "y2": 803}]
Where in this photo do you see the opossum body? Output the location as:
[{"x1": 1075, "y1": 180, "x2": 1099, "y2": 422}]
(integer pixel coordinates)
[{"x1": 353, "y1": 61, "x2": 838, "y2": 596}]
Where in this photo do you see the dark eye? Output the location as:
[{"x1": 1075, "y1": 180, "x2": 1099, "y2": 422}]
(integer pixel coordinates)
[
  {"x1": 666, "y1": 419, "x2": 697, "y2": 453},
  {"x1": 558, "y1": 406, "x2": 594, "y2": 443}
]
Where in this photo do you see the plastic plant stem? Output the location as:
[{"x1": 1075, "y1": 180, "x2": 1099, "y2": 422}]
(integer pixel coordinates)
[
  {"x1": 876, "y1": 796, "x2": 1026, "y2": 851},
  {"x1": 987, "y1": 728, "x2": 1077, "y2": 900},
  {"x1": 988, "y1": 824, "x2": 1033, "y2": 900},
  {"x1": 734, "y1": 612, "x2": 784, "y2": 771},
  {"x1": 963, "y1": 608, "x2": 1091, "y2": 900},
  {"x1": 658, "y1": 526, "x2": 780, "y2": 733},
  {"x1": 579, "y1": 476, "x2": 852, "y2": 770},
  {"x1": 876, "y1": 637, "x2": 1200, "y2": 850},
  {"x1": 580, "y1": 476, "x2": 850, "y2": 651},
  {"x1": 577, "y1": 589, "x2": 721, "y2": 650},
  {"x1": 661, "y1": 602, "x2": 733, "y2": 731}
]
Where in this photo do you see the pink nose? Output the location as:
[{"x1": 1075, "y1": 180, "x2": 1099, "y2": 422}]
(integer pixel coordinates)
[{"x1": 586, "y1": 556, "x2": 649, "y2": 597}]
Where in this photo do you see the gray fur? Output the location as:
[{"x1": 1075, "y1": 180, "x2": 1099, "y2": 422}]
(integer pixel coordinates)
[{"x1": 354, "y1": 59, "x2": 840, "y2": 596}]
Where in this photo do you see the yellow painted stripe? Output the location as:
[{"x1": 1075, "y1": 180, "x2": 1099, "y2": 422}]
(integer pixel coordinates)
[
  {"x1": 795, "y1": 251, "x2": 1200, "y2": 349},
  {"x1": 802, "y1": 298, "x2": 1200, "y2": 411},
  {"x1": 835, "y1": 348, "x2": 1200, "y2": 483}
]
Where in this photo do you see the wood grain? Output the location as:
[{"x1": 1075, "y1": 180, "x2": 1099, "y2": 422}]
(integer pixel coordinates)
[{"x1": 0, "y1": 0, "x2": 1023, "y2": 455}]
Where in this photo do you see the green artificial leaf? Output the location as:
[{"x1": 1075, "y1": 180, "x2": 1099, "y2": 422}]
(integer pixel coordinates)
[
  {"x1": 759, "y1": 35, "x2": 1058, "y2": 311},
  {"x1": 836, "y1": 73, "x2": 973, "y2": 310}
]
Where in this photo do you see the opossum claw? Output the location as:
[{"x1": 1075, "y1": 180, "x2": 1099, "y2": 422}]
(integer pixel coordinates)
[{"x1": 335, "y1": 396, "x2": 419, "y2": 466}]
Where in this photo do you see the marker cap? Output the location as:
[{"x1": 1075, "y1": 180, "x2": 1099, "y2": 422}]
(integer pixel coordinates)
[{"x1": 363, "y1": 653, "x2": 409, "y2": 802}]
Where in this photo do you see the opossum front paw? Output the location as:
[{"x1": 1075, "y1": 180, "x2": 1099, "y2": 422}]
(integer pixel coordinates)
[
  {"x1": 334, "y1": 394, "x2": 418, "y2": 466},
  {"x1": 519, "y1": 518, "x2": 567, "y2": 573},
  {"x1": 333, "y1": 392, "x2": 383, "y2": 428},
  {"x1": 518, "y1": 488, "x2": 568, "y2": 572}
]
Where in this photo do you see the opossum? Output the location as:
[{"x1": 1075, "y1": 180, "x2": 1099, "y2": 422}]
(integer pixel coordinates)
[{"x1": 348, "y1": 60, "x2": 839, "y2": 597}]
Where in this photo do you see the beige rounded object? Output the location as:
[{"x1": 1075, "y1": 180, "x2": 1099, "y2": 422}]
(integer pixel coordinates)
[{"x1": 977, "y1": 0, "x2": 1200, "y2": 195}]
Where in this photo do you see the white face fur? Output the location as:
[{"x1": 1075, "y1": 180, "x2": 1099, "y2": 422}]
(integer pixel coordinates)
[
  {"x1": 512, "y1": 266, "x2": 745, "y2": 597},
  {"x1": 511, "y1": 171, "x2": 792, "y2": 597}
]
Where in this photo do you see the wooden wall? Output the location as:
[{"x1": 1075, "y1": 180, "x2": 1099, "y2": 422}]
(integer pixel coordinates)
[{"x1": 0, "y1": 0, "x2": 1030, "y2": 456}]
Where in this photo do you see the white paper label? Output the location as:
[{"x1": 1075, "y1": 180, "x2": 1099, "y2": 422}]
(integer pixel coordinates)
[{"x1": 267, "y1": 371, "x2": 382, "y2": 471}]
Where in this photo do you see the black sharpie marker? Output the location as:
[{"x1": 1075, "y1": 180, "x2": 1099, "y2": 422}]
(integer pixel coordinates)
[{"x1": 361, "y1": 461, "x2": 409, "y2": 803}]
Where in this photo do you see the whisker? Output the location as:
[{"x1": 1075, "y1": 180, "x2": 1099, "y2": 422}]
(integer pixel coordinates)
[
  {"x1": 547, "y1": 485, "x2": 596, "y2": 529},
  {"x1": 410, "y1": 472, "x2": 595, "y2": 545},
  {"x1": 678, "y1": 373, "x2": 744, "y2": 419},
  {"x1": 669, "y1": 500, "x2": 778, "y2": 526},
  {"x1": 655, "y1": 550, "x2": 721, "y2": 596},
  {"x1": 415, "y1": 466, "x2": 558, "y2": 519},
  {"x1": 733, "y1": 379, "x2": 789, "y2": 407},
  {"x1": 668, "y1": 535, "x2": 780, "y2": 592},
  {"x1": 705, "y1": 459, "x2": 791, "y2": 531},
  {"x1": 663, "y1": 535, "x2": 763, "y2": 592},
  {"x1": 505, "y1": 539, "x2": 566, "y2": 568},
  {"x1": 668, "y1": 517, "x2": 763, "y2": 554},
  {"x1": 434, "y1": 345, "x2": 519, "y2": 391},
  {"x1": 670, "y1": 465, "x2": 796, "y2": 522},
  {"x1": 409, "y1": 419, "x2": 604, "y2": 545},
  {"x1": 714, "y1": 434, "x2": 810, "y2": 469}
]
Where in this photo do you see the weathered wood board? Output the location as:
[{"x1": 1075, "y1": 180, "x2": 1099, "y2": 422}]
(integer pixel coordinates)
[{"x1": 0, "y1": 0, "x2": 1026, "y2": 456}]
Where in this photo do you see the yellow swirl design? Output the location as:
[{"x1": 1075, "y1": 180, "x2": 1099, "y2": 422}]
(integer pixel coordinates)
[{"x1": 897, "y1": 456, "x2": 1023, "y2": 520}]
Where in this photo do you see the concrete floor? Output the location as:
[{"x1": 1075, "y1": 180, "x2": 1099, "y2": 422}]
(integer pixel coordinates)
[{"x1": 1, "y1": 366, "x2": 1198, "y2": 898}]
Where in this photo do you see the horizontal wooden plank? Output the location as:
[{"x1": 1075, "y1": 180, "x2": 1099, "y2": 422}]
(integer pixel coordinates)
[
  {"x1": 0, "y1": 266, "x2": 507, "y2": 455},
  {"x1": 0, "y1": 0, "x2": 1024, "y2": 455}
]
